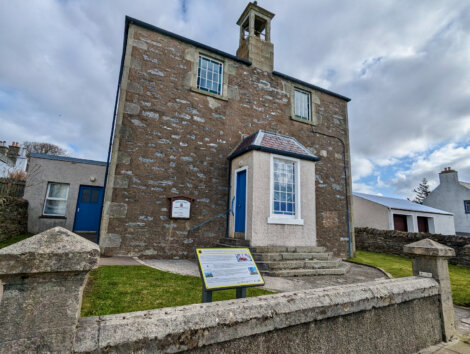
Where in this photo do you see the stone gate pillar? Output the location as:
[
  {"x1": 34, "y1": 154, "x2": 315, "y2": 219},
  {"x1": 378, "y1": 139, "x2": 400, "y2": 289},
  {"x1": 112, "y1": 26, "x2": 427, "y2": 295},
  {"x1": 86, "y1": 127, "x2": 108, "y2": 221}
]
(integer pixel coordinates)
[
  {"x1": 0, "y1": 227, "x2": 100, "y2": 353},
  {"x1": 404, "y1": 238, "x2": 456, "y2": 341}
]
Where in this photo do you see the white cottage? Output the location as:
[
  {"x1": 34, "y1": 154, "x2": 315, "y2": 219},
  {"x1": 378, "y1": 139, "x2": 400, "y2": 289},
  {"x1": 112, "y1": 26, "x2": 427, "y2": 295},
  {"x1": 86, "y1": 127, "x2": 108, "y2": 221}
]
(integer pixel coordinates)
[{"x1": 353, "y1": 192, "x2": 455, "y2": 235}]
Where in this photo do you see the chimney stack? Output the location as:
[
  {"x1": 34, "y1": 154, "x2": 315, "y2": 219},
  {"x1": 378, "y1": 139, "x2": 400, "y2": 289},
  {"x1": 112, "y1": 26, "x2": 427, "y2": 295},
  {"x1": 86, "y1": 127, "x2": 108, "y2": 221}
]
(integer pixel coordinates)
[
  {"x1": 236, "y1": 2, "x2": 275, "y2": 72},
  {"x1": 439, "y1": 167, "x2": 458, "y2": 185},
  {"x1": 7, "y1": 141, "x2": 20, "y2": 166},
  {"x1": 0, "y1": 141, "x2": 7, "y2": 156}
]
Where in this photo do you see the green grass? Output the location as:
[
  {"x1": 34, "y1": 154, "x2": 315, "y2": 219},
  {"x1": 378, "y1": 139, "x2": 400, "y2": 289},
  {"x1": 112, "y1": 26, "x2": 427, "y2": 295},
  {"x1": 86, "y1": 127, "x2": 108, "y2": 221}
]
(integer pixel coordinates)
[
  {"x1": 81, "y1": 265, "x2": 274, "y2": 317},
  {"x1": 349, "y1": 250, "x2": 470, "y2": 307},
  {"x1": 0, "y1": 233, "x2": 33, "y2": 249}
]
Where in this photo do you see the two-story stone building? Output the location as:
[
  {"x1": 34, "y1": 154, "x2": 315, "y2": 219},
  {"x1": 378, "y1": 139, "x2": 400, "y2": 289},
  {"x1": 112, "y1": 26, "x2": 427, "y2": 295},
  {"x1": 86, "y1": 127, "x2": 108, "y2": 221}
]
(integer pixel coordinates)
[{"x1": 100, "y1": 2, "x2": 353, "y2": 265}]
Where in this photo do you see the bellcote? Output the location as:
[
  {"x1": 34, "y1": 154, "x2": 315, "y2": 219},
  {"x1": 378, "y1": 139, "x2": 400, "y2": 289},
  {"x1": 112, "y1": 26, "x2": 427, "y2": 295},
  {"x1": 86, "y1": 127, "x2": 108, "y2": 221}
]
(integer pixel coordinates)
[{"x1": 236, "y1": 2, "x2": 275, "y2": 72}]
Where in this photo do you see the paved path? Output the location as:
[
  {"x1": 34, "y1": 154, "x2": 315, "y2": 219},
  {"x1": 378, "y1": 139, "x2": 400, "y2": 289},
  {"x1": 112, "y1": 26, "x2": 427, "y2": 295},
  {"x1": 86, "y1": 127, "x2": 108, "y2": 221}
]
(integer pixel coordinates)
[{"x1": 138, "y1": 259, "x2": 387, "y2": 292}]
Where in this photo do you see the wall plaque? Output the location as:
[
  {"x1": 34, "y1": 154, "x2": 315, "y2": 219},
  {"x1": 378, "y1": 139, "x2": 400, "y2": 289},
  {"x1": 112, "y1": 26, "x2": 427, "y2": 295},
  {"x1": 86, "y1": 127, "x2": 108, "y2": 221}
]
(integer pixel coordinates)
[{"x1": 169, "y1": 196, "x2": 194, "y2": 219}]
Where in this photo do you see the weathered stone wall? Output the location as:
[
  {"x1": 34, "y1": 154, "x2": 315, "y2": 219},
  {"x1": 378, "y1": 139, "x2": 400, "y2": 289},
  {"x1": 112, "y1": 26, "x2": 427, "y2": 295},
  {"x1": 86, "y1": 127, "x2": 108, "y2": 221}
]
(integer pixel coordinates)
[
  {"x1": 100, "y1": 22, "x2": 352, "y2": 258},
  {"x1": 74, "y1": 277, "x2": 442, "y2": 353},
  {"x1": 0, "y1": 197, "x2": 27, "y2": 242},
  {"x1": 356, "y1": 227, "x2": 470, "y2": 267}
]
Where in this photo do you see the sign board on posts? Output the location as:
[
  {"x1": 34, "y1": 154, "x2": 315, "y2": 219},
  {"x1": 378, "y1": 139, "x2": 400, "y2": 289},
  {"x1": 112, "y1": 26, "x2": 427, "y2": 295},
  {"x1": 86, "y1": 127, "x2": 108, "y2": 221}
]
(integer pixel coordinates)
[{"x1": 196, "y1": 248, "x2": 264, "y2": 291}]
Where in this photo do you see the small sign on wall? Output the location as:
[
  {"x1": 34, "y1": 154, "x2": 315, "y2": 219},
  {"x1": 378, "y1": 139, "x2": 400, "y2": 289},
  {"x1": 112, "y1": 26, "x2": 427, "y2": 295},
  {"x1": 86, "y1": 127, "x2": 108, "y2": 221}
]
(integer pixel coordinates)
[{"x1": 169, "y1": 196, "x2": 194, "y2": 219}]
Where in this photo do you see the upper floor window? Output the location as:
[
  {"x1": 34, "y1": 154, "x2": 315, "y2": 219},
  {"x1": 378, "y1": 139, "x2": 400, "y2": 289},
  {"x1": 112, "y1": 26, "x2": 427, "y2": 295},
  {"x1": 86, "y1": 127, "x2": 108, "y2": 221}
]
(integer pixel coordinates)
[
  {"x1": 465, "y1": 200, "x2": 470, "y2": 214},
  {"x1": 294, "y1": 89, "x2": 311, "y2": 121},
  {"x1": 43, "y1": 182, "x2": 69, "y2": 216},
  {"x1": 197, "y1": 56, "x2": 223, "y2": 96}
]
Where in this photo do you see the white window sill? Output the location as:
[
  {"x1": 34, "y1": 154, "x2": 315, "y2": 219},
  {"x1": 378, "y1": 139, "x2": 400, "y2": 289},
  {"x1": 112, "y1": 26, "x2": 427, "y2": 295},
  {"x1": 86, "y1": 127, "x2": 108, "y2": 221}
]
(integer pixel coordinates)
[{"x1": 267, "y1": 217, "x2": 304, "y2": 225}]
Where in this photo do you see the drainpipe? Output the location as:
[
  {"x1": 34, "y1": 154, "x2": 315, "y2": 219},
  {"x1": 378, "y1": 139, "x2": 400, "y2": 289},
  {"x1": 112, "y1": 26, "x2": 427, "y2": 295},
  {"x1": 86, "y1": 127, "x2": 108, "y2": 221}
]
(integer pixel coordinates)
[{"x1": 311, "y1": 127, "x2": 352, "y2": 258}]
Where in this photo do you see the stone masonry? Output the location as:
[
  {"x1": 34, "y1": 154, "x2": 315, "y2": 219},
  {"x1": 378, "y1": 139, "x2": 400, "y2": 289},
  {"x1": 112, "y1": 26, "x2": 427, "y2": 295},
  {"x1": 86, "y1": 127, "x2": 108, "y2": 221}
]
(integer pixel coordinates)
[
  {"x1": 100, "y1": 9, "x2": 353, "y2": 259},
  {"x1": 356, "y1": 227, "x2": 470, "y2": 267},
  {"x1": 0, "y1": 197, "x2": 27, "y2": 242}
]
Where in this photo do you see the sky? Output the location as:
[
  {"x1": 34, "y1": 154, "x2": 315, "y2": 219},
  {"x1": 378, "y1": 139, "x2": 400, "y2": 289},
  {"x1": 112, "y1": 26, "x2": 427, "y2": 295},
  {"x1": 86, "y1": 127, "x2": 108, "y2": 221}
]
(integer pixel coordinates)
[{"x1": 1, "y1": 0, "x2": 469, "y2": 200}]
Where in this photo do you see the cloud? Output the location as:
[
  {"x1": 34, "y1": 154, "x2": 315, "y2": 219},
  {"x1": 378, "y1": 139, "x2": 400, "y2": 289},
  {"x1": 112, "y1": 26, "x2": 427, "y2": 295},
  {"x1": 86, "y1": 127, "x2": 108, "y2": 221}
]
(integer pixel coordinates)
[{"x1": 0, "y1": 0, "x2": 469, "y2": 196}]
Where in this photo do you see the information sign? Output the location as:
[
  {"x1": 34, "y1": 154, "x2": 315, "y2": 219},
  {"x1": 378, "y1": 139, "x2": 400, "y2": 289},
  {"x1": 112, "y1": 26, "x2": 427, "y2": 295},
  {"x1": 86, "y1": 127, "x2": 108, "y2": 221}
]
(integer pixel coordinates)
[
  {"x1": 196, "y1": 248, "x2": 264, "y2": 290},
  {"x1": 169, "y1": 196, "x2": 193, "y2": 219}
]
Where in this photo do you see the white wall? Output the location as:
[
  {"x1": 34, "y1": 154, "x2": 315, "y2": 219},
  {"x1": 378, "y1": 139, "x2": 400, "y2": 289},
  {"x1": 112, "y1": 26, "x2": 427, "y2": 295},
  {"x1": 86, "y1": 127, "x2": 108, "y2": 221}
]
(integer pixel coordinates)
[
  {"x1": 24, "y1": 157, "x2": 106, "y2": 234},
  {"x1": 352, "y1": 196, "x2": 390, "y2": 229},
  {"x1": 390, "y1": 209, "x2": 455, "y2": 235},
  {"x1": 423, "y1": 171, "x2": 470, "y2": 234},
  {"x1": 229, "y1": 150, "x2": 317, "y2": 247}
]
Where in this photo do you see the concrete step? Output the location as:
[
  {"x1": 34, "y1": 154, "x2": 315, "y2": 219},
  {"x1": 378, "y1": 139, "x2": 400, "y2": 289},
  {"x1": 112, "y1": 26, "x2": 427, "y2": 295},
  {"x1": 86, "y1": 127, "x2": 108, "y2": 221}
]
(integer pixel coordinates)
[
  {"x1": 257, "y1": 259, "x2": 342, "y2": 271},
  {"x1": 251, "y1": 246, "x2": 326, "y2": 254},
  {"x1": 252, "y1": 252, "x2": 332, "y2": 262},
  {"x1": 262, "y1": 263, "x2": 350, "y2": 277}
]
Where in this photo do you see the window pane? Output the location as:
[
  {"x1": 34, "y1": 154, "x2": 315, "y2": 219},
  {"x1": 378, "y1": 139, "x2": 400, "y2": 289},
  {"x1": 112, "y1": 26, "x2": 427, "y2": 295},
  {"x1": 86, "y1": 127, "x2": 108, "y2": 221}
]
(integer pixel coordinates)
[
  {"x1": 91, "y1": 189, "x2": 100, "y2": 204},
  {"x1": 197, "y1": 56, "x2": 223, "y2": 95},
  {"x1": 44, "y1": 200, "x2": 67, "y2": 216},
  {"x1": 81, "y1": 189, "x2": 91, "y2": 203},
  {"x1": 272, "y1": 159, "x2": 296, "y2": 216},
  {"x1": 48, "y1": 183, "x2": 68, "y2": 199},
  {"x1": 294, "y1": 89, "x2": 311, "y2": 120}
]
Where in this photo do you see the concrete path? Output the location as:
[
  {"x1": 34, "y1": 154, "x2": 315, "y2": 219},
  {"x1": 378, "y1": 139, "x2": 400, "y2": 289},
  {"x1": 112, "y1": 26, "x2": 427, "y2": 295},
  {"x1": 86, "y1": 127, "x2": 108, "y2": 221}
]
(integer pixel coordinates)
[{"x1": 138, "y1": 259, "x2": 387, "y2": 292}]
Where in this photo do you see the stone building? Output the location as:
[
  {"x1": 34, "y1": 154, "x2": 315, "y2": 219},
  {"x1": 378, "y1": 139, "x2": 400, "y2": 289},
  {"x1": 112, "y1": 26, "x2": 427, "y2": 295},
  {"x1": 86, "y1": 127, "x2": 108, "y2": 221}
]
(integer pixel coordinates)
[
  {"x1": 100, "y1": 2, "x2": 353, "y2": 259},
  {"x1": 423, "y1": 168, "x2": 470, "y2": 236}
]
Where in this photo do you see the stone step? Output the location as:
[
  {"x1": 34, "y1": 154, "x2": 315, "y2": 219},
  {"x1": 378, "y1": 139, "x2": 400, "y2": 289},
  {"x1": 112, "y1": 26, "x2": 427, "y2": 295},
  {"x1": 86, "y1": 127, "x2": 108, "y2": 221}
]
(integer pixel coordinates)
[
  {"x1": 262, "y1": 263, "x2": 350, "y2": 277},
  {"x1": 251, "y1": 246, "x2": 326, "y2": 254},
  {"x1": 257, "y1": 259, "x2": 341, "y2": 271},
  {"x1": 252, "y1": 252, "x2": 332, "y2": 262},
  {"x1": 217, "y1": 238, "x2": 250, "y2": 247}
]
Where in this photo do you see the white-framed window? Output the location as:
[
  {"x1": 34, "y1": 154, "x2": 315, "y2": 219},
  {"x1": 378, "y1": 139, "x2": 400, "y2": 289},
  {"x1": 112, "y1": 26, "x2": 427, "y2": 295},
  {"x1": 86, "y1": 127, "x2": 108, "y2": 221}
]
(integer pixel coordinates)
[
  {"x1": 268, "y1": 155, "x2": 303, "y2": 225},
  {"x1": 294, "y1": 89, "x2": 311, "y2": 121},
  {"x1": 465, "y1": 200, "x2": 470, "y2": 214},
  {"x1": 197, "y1": 55, "x2": 223, "y2": 95},
  {"x1": 43, "y1": 182, "x2": 69, "y2": 216}
]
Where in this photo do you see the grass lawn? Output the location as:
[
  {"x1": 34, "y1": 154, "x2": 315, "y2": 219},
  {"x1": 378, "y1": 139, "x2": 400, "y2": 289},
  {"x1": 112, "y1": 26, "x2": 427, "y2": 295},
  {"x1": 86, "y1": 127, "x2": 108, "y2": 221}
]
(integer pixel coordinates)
[
  {"x1": 349, "y1": 250, "x2": 470, "y2": 307},
  {"x1": 0, "y1": 233, "x2": 33, "y2": 249},
  {"x1": 81, "y1": 265, "x2": 274, "y2": 317}
]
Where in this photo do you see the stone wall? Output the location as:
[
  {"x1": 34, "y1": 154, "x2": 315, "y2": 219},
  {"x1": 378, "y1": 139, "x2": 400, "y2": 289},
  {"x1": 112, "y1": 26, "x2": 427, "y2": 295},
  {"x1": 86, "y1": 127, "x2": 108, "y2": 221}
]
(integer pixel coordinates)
[
  {"x1": 356, "y1": 227, "x2": 470, "y2": 267},
  {"x1": 74, "y1": 277, "x2": 441, "y2": 353},
  {"x1": 0, "y1": 227, "x2": 456, "y2": 352},
  {"x1": 0, "y1": 197, "x2": 27, "y2": 242},
  {"x1": 100, "y1": 21, "x2": 353, "y2": 258}
]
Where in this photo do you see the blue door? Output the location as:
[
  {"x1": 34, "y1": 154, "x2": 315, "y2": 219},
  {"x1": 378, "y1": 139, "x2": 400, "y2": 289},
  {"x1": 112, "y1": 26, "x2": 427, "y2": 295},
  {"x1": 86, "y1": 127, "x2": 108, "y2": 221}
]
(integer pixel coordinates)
[
  {"x1": 73, "y1": 186, "x2": 104, "y2": 232},
  {"x1": 235, "y1": 170, "x2": 246, "y2": 233}
]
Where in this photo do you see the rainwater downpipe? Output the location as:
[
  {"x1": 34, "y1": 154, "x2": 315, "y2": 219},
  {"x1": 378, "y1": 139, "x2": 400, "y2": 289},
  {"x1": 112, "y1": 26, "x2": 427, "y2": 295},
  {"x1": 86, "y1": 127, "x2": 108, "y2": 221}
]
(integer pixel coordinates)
[{"x1": 311, "y1": 127, "x2": 352, "y2": 257}]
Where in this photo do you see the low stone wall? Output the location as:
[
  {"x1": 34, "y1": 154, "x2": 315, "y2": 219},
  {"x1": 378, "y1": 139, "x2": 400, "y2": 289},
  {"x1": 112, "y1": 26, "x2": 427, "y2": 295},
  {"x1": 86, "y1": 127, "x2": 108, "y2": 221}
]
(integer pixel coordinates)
[
  {"x1": 74, "y1": 277, "x2": 441, "y2": 353},
  {"x1": 0, "y1": 197, "x2": 28, "y2": 242},
  {"x1": 0, "y1": 227, "x2": 457, "y2": 353},
  {"x1": 356, "y1": 227, "x2": 470, "y2": 267}
]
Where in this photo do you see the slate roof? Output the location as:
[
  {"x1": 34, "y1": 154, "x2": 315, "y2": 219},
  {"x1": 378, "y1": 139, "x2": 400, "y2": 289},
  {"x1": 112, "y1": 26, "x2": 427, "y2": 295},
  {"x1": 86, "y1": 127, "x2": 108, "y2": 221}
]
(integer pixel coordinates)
[
  {"x1": 354, "y1": 192, "x2": 453, "y2": 215},
  {"x1": 228, "y1": 130, "x2": 320, "y2": 162},
  {"x1": 460, "y1": 181, "x2": 470, "y2": 190},
  {"x1": 30, "y1": 153, "x2": 107, "y2": 166}
]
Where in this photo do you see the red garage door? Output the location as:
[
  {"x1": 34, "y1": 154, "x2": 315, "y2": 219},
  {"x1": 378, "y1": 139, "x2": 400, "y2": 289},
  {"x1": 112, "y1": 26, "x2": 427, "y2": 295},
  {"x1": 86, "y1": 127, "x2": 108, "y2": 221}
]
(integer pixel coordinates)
[
  {"x1": 417, "y1": 216, "x2": 429, "y2": 233},
  {"x1": 393, "y1": 214, "x2": 408, "y2": 232}
]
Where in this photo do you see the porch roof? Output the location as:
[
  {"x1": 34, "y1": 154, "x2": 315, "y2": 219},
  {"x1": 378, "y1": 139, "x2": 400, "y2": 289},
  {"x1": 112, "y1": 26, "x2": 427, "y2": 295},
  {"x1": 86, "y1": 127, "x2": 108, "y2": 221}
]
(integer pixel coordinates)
[{"x1": 228, "y1": 130, "x2": 320, "y2": 162}]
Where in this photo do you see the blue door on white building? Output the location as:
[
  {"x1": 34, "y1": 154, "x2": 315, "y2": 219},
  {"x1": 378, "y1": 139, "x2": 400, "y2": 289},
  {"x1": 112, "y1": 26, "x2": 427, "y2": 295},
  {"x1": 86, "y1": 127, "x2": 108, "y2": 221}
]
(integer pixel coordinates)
[
  {"x1": 235, "y1": 170, "x2": 247, "y2": 233},
  {"x1": 73, "y1": 185, "x2": 104, "y2": 232}
]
